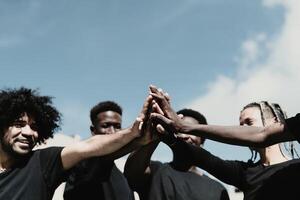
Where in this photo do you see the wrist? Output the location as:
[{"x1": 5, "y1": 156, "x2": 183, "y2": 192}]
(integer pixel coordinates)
[
  {"x1": 162, "y1": 133, "x2": 178, "y2": 146},
  {"x1": 125, "y1": 126, "x2": 141, "y2": 139},
  {"x1": 179, "y1": 121, "x2": 190, "y2": 133}
]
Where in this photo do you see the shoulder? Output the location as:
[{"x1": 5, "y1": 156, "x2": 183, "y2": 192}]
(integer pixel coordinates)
[
  {"x1": 32, "y1": 147, "x2": 64, "y2": 159},
  {"x1": 34, "y1": 146, "x2": 64, "y2": 153},
  {"x1": 149, "y1": 160, "x2": 164, "y2": 173},
  {"x1": 286, "y1": 113, "x2": 300, "y2": 142}
]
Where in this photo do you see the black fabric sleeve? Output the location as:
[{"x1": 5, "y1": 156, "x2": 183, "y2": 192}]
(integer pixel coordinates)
[
  {"x1": 286, "y1": 113, "x2": 300, "y2": 143},
  {"x1": 220, "y1": 189, "x2": 230, "y2": 200},
  {"x1": 39, "y1": 147, "x2": 66, "y2": 191},
  {"x1": 168, "y1": 139, "x2": 199, "y2": 171},
  {"x1": 149, "y1": 160, "x2": 163, "y2": 174},
  {"x1": 170, "y1": 140, "x2": 246, "y2": 189}
]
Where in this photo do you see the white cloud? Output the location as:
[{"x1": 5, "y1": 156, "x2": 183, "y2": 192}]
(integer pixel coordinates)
[{"x1": 188, "y1": 0, "x2": 300, "y2": 126}]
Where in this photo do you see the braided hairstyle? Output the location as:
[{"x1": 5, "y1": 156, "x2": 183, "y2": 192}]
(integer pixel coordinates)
[{"x1": 242, "y1": 101, "x2": 297, "y2": 163}]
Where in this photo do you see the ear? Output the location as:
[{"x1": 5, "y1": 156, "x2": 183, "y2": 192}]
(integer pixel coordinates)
[
  {"x1": 269, "y1": 117, "x2": 277, "y2": 124},
  {"x1": 264, "y1": 117, "x2": 277, "y2": 126},
  {"x1": 90, "y1": 126, "x2": 95, "y2": 135}
]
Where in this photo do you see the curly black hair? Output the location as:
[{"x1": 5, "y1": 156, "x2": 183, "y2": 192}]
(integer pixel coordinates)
[
  {"x1": 0, "y1": 87, "x2": 61, "y2": 144},
  {"x1": 177, "y1": 108, "x2": 207, "y2": 144},
  {"x1": 90, "y1": 101, "x2": 122, "y2": 126},
  {"x1": 177, "y1": 108, "x2": 207, "y2": 125}
]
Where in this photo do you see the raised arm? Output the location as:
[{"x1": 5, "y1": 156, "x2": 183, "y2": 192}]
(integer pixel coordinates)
[
  {"x1": 153, "y1": 125, "x2": 245, "y2": 188},
  {"x1": 124, "y1": 140, "x2": 160, "y2": 192},
  {"x1": 175, "y1": 139, "x2": 246, "y2": 188},
  {"x1": 99, "y1": 95, "x2": 157, "y2": 161},
  {"x1": 149, "y1": 85, "x2": 297, "y2": 147},
  {"x1": 151, "y1": 114, "x2": 294, "y2": 147},
  {"x1": 61, "y1": 120, "x2": 142, "y2": 170},
  {"x1": 61, "y1": 96, "x2": 152, "y2": 170}
]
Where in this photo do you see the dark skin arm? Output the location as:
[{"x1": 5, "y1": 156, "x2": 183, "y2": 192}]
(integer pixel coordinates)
[
  {"x1": 123, "y1": 100, "x2": 164, "y2": 192},
  {"x1": 154, "y1": 123, "x2": 244, "y2": 187},
  {"x1": 149, "y1": 85, "x2": 296, "y2": 148},
  {"x1": 124, "y1": 140, "x2": 160, "y2": 192}
]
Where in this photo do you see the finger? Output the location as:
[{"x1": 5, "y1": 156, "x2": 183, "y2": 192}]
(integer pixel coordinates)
[
  {"x1": 139, "y1": 95, "x2": 152, "y2": 120},
  {"x1": 149, "y1": 92, "x2": 167, "y2": 105},
  {"x1": 149, "y1": 85, "x2": 159, "y2": 93},
  {"x1": 152, "y1": 102, "x2": 164, "y2": 115},
  {"x1": 138, "y1": 121, "x2": 144, "y2": 131},
  {"x1": 164, "y1": 92, "x2": 171, "y2": 102},
  {"x1": 157, "y1": 88, "x2": 164, "y2": 95},
  {"x1": 177, "y1": 114, "x2": 184, "y2": 119},
  {"x1": 133, "y1": 117, "x2": 143, "y2": 130},
  {"x1": 156, "y1": 124, "x2": 165, "y2": 133},
  {"x1": 150, "y1": 113, "x2": 172, "y2": 125},
  {"x1": 149, "y1": 92, "x2": 163, "y2": 100}
]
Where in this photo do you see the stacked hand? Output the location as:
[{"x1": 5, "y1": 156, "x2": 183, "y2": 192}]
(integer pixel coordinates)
[
  {"x1": 133, "y1": 95, "x2": 159, "y2": 146},
  {"x1": 149, "y1": 85, "x2": 185, "y2": 134},
  {"x1": 133, "y1": 85, "x2": 187, "y2": 147}
]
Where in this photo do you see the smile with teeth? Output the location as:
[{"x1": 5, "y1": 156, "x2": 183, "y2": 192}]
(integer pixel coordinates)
[{"x1": 17, "y1": 139, "x2": 31, "y2": 145}]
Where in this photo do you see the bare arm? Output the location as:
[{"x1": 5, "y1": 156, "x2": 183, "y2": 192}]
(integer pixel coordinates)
[
  {"x1": 98, "y1": 95, "x2": 156, "y2": 161},
  {"x1": 154, "y1": 124, "x2": 245, "y2": 188},
  {"x1": 186, "y1": 123, "x2": 294, "y2": 147},
  {"x1": 61, "y1": 95, "x2": 153, "y2": 170},
  {"x1": 149, "y1": 85, "x2": 296, "y2": 147},
  {"x1": 61, "y1": 122, "x2": 141, "y2": 170},
  {"x1": 124, "y1": 140, "x2": 160, "y2": 192},
  {"x1": 151, "y1": 112, "x2": 295, "y2": 148}
]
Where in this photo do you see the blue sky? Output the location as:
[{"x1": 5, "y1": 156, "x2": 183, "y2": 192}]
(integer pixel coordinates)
[{"x1": 1, "y1": 0, "x2": 298, "y2": 163}]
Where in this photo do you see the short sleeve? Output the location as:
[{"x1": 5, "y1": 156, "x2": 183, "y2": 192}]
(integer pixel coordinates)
[
  {"x1": 39, "y1": 147, "x2": 66, "y2": 191},
  {"x1": 285, "y1": 113, "x2": 300, "y2": 143}
]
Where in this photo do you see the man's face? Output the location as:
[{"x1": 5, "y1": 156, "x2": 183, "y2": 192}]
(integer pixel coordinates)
[
  {"x1": 177, "y1": 116, "x2": 202, "y2": 147},
  {"x1": 239, "y1": 107, "x2": 264, "y2": 127},
  {"x1": 1, "y1": 112, "x2": 39, "y2": 156},
  {"x1": 92, "y1": 111, "x2": 122, "y2": 135}
]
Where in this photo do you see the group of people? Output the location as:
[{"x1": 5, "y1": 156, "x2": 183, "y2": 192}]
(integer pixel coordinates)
[{"x1": 0, "y1": 86, "x2": 299, "y2": 200}]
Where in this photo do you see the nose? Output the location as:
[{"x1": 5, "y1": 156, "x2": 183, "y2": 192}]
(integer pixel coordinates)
[
  {"x1": 21, "y1": 125, "x2": 36, "y2": 136},
  {"x1": 177, "y1": 133, "x2": 190, "y2": 141},
  {"x1": 105, "y1": 126, "x2": 116, "y2": 135}
]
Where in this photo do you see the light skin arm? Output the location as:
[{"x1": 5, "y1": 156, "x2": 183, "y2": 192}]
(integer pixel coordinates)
[
  {"x1": 60, "y1": 96, "x2": 152, "y2": 170},
  {"x1": 99, "y1": 96, "x2": 157, "y2": 161},
  {"x1": 61, "y1": 120, "x2": 142, "y2": 170},
  {"x1": 149, "y1": 85, "x2": 296, "y2": 148},
  {"x1": 182, "y1": 122, "x2": 295, "y2": 147}
]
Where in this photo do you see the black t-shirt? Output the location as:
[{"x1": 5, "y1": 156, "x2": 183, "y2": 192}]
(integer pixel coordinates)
[
  {"x1": 0, "y1": 147, "x2": 65, "y2": 200},
  {"x1": 286, "y1": 113, "x2": 300, "y2": 142},
  {"x1": 193, "y1": 146, "x2": 300, "y2": 200},
  {"x1": 139, "y1": 161, "x2": 229, "y2": 200},
  {"x1": 64, "y1": 157, "x2": 134, "y2": 200}
]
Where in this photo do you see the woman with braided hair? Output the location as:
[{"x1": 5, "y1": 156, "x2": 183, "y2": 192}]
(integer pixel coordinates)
[{"x1": 152, "y1": 99, "x2": 300, "y2": 200}]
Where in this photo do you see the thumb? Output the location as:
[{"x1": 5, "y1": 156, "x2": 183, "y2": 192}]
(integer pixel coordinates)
[{"x1": 156, "y1": 124, "x2": 165, "y2": 133}]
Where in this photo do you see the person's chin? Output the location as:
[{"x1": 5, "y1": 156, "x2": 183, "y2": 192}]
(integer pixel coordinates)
[
  {"x1": 14, "y1": 144, "x2": 32, "y2": 155},
  {"x1": 186, "y1": 141, "x2": 196, "y2": 146}
]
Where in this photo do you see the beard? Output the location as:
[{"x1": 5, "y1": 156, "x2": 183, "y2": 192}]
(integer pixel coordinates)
[{"x1": 0, "y1": 137, "x2": 28, "y2": 159}]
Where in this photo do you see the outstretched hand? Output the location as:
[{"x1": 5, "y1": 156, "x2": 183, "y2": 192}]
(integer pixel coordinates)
[
  {"x1": 133, "y1": 95, "x2": 160, "y2": 146},
  {"x1": 149, "y1": 85, "x2": 184, "y2": 133}
]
